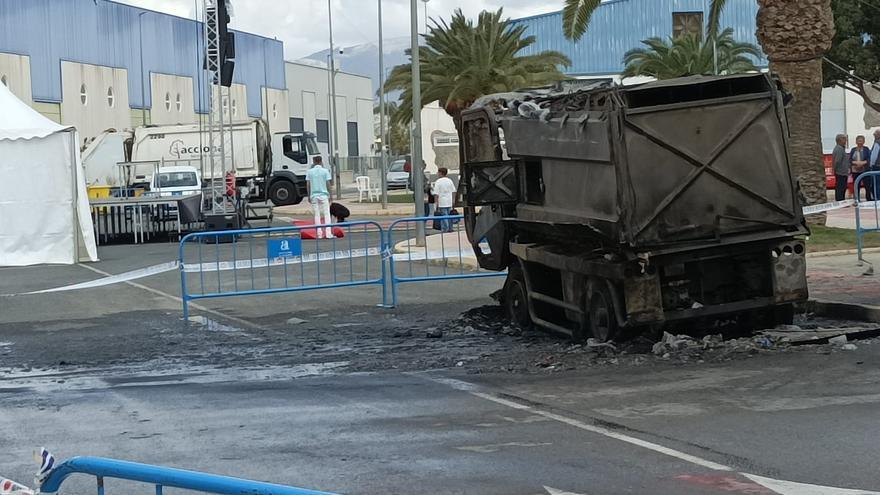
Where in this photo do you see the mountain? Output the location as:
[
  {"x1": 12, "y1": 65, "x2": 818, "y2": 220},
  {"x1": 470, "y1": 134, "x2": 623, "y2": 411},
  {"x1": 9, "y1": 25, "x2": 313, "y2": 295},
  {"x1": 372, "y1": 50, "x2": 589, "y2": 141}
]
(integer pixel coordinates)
[{"x1": 300, "y1": 36, "x2": 413, "y2": 97}]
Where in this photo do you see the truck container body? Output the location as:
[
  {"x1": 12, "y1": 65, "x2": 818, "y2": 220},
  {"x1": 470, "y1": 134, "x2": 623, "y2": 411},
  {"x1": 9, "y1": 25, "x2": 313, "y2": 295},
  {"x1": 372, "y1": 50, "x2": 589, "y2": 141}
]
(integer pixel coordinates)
[{"x1": 460, "y1": 74, "x2": 809, "y2": 341}]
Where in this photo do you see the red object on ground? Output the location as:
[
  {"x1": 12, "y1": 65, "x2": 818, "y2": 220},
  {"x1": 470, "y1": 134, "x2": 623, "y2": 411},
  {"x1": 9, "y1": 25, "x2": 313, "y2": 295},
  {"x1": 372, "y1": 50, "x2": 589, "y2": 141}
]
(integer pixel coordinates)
[{"x1": 290, "y1": 219, "x2": 345, "y2": 239}]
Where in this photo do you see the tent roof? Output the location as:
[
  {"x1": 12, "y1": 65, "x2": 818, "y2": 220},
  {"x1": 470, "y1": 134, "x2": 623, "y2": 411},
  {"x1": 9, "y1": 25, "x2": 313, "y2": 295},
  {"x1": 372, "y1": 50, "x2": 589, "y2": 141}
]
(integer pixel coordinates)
[{"x1": 0, "y1": 82, "x2": 71, "y2": 140}]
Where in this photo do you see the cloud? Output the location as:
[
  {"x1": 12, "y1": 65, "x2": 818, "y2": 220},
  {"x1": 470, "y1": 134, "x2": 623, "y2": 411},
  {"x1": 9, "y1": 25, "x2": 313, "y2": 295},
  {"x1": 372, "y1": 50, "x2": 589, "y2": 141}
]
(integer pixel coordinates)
[{"x1": 113, "y1": 0, "x2": 556, "y2": 59}]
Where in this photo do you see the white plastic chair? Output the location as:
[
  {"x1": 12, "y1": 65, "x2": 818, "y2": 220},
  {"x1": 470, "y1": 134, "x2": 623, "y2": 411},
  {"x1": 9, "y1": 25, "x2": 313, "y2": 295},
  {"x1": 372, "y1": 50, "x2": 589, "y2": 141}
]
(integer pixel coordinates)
[{"x1": 356, "y1": 176, "x2": 379, "y2": 202}]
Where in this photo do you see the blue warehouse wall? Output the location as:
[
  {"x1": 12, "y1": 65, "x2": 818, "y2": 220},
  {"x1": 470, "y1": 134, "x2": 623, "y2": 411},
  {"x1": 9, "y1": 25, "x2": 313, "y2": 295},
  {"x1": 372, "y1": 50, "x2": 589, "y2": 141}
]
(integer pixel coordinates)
[
  {"x1": 511, "y1": 0, "x2": 765, "y2": 76},
  {"x1": 0, "y1": 0, "x2": 285, "y2": 117}
]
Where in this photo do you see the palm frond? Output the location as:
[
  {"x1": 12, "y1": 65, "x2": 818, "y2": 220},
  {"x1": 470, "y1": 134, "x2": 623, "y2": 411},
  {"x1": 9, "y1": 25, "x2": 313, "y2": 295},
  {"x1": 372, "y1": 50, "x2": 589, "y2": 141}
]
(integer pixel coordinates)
[
  {"x1": 706, "y1": 0, "x2": 729, "y2": 39},
  {"x1": 562, "y1": 0, "x2": 601, "y2": 41}
]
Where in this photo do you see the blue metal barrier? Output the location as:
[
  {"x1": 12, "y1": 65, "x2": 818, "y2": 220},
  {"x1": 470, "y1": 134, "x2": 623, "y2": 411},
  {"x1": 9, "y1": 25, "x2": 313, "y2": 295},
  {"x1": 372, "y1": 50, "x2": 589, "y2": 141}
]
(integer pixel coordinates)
[
  {"x1": 386, "y1": 215, "x2": 506, "y2": 307},
  {"x1": 179, "y1": 220, "x2": 387, "y2": 319},
  {"x1": 39, "y1": 456, "x2": 337, "y2": 495},
  {"x1": 854, "y1": 171, "x2": 880, "y2": 261}
]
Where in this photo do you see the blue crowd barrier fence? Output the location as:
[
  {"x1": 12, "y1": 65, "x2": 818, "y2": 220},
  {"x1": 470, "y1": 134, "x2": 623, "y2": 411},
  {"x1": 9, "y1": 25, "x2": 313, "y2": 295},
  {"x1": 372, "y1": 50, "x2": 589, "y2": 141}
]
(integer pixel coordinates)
[
  {"x1": 179, "y1": 220, "x2": 388, "y2": 319},
  {"x1": 39, "y1": 456, "x2": 337, "y2": 495},
  {"x1": 386, "y1": 214, "x2": 506, "y2": 307},
  {"x1": 854, "y1": 171, "x2": 880, "y2": 261}
]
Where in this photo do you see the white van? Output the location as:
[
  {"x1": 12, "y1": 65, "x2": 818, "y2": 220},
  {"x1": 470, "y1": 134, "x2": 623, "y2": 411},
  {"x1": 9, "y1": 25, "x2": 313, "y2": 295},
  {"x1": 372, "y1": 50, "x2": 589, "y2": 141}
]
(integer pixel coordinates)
[{"x1": 149, "y1": 166, "x2": 202, "y2": 198}]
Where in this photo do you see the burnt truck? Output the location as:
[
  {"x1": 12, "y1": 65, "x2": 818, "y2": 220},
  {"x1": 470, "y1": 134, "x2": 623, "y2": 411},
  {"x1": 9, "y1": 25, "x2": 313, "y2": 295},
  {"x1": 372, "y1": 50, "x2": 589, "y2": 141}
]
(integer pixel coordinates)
[{"x1": 460, "y1": 73, "x2": 808, "y2": 342}]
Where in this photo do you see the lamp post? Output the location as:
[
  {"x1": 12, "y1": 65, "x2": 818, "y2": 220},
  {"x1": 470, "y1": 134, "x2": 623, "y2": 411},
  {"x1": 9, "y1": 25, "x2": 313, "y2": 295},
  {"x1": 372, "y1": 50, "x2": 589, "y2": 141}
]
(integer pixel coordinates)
[
  {"x1": 138, "y1": 11, "x2": 147, "y2": 126},
  {"x1": 410, "y1": 0, "x2": 425, "y2": 245},
  {"x1": 421, "y1": 0, "x2": 430, "y2": 34},
  {"x1": 378, "y1": 0, "x2": 388, "y2": 208},
  {"x1": 327, "y1": 0, "x2": 342, "y2": 198}
]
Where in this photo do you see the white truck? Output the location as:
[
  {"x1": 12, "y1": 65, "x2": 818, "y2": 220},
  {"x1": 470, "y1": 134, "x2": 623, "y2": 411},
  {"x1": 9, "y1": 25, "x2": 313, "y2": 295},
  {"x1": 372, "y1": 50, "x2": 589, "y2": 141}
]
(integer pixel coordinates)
[{"x1": 129, "y1": 119, "x2": 322, "y2": 206}]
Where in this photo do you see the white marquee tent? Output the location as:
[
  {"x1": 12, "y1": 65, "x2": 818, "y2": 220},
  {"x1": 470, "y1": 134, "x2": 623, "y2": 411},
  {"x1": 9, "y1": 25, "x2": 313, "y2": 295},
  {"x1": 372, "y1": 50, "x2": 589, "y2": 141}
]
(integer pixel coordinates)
[{"x1": 0, "y1": 82, "x2": 97, "y2": 266}]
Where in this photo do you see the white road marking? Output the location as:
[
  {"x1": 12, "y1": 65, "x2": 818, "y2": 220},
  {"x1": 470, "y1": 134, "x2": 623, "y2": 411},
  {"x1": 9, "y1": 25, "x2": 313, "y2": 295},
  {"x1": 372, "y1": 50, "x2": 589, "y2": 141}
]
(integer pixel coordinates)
[
  {"x1": 78, "y1": 264, "x2": 264, "y2": 330},
  {"x1": 743, "y1": 474, "x2": 880, "y2": 495},
  {"x1": 422, "y1": 375, "x2": 880, "y2": 494}
]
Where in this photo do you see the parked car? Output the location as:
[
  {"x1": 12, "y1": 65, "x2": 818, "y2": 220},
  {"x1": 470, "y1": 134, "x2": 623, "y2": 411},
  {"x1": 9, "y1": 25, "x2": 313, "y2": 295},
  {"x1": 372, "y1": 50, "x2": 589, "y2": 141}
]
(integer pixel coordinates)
[{"x1": 387, "y1": 159, "x2": 409, "y2": 190}]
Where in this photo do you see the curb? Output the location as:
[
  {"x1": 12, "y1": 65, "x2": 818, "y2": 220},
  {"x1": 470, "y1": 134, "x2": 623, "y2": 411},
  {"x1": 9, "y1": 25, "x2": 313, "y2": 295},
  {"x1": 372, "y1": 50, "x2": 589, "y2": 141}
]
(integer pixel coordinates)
[
  {"x1": 392, "y1": 237, "x2": 482, "y2": 271},
  {"x1": 807, "y1": 247, "x2": 880, "y2": 258},
  {"x1": 804, "y1": 299, "x2": 880, "y2": 323}
]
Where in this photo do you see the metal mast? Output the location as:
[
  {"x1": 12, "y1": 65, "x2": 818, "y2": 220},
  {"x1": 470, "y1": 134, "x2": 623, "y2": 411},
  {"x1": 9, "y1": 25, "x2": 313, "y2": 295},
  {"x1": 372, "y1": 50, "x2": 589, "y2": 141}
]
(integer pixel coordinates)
[{"x1": 202, "y1": 0, "x2": 233, "y2": 215}]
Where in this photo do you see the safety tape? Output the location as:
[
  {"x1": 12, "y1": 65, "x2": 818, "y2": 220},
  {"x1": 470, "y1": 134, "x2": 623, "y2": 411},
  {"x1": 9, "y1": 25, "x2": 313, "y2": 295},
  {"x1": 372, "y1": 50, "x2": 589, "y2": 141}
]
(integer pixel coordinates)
[
  {"x1": 802, "y1": 199, "x2": 855, "y2": 215},
  {"x1": 1, "y1": 261, "x2": 181, "y2": 296}
]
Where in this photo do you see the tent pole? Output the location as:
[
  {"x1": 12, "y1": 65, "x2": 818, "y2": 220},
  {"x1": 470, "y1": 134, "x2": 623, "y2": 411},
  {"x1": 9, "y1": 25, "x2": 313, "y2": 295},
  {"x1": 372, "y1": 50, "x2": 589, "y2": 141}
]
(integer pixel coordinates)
[{"x1": 70, "y1": 129, "x2": 81, "y2": 264}]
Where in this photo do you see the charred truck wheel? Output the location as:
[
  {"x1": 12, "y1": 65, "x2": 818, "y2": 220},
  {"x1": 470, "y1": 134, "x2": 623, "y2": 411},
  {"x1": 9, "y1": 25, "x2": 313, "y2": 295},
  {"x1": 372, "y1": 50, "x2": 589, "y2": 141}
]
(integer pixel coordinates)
[
  {"x1": 268, "y1": 180, "x2": 299, "y2": 206},
  {"x1": 504, "y1": 263, "x2": 532, "y2": 330},
  {"x1": 588, "y1": 280, "x2": 618, "y2": 343}
]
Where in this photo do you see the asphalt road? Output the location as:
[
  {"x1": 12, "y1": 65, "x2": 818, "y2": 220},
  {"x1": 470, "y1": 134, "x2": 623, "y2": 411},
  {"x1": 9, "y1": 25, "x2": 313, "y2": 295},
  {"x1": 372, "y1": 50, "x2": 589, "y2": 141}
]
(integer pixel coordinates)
[{"x1": 2, "y1": 237, "x2": 880, "y2": 494}]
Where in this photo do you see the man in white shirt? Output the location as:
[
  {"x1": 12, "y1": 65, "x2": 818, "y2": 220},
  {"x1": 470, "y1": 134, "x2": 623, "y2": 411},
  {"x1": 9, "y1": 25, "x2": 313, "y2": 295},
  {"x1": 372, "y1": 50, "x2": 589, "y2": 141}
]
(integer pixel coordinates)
[
  {"x1": 433, "y1": 167, "x2": 456, "y2": 233},
  {"x1": 306, "y1": 156, "x2": 334, "y2": 239}
]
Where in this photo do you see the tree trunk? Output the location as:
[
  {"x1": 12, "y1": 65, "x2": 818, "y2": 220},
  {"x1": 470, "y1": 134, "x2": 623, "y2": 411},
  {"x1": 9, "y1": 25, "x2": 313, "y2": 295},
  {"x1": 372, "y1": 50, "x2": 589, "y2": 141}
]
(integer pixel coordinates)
[
  {"x1": 773, "y1": 58, "x2": 828, "y2": 224},
  {"x1": 756, "y1": 0, "x2": 834, "y2": 225}
]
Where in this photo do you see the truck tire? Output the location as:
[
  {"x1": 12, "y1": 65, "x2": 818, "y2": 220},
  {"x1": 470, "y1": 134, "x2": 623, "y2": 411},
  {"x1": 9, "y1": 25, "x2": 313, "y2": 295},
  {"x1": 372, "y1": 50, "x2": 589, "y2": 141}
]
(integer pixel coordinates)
[
  {"x1": 504, "y1": 263, "x2": 532, "y2": 330},
  {"x1": 588, "y1": 281, "x2": 617, "y2": 343},
  {"x1": 268, "y1": 180, "x2": 299, "y2": 206}
]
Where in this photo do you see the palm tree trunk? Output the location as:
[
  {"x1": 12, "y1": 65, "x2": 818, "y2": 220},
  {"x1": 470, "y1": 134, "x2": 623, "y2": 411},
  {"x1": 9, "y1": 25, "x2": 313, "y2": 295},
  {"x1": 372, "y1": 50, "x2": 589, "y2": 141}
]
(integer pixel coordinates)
[
  {"x1": 773, "y1": 58, "x2": 827, "y2": 223},
  {"x1": 756, "y1": 0, "x2": 834, "y2": 225}
]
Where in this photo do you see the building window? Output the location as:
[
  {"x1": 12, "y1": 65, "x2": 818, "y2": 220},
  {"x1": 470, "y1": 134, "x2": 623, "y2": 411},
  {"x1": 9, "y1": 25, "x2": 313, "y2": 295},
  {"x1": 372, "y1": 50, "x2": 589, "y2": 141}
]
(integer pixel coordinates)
[
  {"x1": 232, "y1": 99, "x2": 238, "y2": 117},
  {"x1": 315, "y1": 119, "x2": 329, "y2": 143},
  {"x1": 673, "y1": 12, "x2": 703, "y2": 40},
  {"x1": 80, "y1": 84, "x2": 88, "y2": 105},
  {"x1": 272, "y1": 103, "x2": 277, "y2": 119},
  {"x1": 1, "y1": 75, "x2": 7, "y2": 86},
  {"x1": 176, "y1": 93, "x2": 182, "y2": 112},
  {"x1": 222, "y1": 98, "x2": 229, "y2": 115},
  {"x1": 289, "y1": 117, "x2": 304, "y2": 133},
  {"x1": 346, "y1": 122, "x2": 359, "y2": 157},
  {"x1": 107, "y1": 87, "x2": 115, "y2": 108}
]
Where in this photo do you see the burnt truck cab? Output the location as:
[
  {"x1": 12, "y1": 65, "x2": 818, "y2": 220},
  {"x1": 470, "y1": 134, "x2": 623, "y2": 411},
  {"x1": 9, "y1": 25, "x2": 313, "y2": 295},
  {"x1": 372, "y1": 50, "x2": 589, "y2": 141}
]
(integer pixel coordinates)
[{"x1": 460, "y1": 74, "x2": 808, "y2": 341}]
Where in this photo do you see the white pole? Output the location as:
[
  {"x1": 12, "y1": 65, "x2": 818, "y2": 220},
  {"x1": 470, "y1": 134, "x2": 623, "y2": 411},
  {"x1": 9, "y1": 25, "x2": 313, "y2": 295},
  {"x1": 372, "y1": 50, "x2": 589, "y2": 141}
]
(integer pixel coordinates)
[
  {"x1": 410, "y1": 0, "x2": 425, "y2": 245},
  {"x1": 379, "y1": 0, "x2": 388, "y2": 208}
]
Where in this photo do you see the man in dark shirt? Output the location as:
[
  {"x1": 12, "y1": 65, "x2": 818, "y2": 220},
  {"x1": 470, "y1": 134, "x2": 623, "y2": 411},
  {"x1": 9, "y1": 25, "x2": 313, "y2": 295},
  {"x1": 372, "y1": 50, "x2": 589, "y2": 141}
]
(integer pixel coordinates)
[{"x1": 851, "y1": 135, "x2": 872, "y2": 201}]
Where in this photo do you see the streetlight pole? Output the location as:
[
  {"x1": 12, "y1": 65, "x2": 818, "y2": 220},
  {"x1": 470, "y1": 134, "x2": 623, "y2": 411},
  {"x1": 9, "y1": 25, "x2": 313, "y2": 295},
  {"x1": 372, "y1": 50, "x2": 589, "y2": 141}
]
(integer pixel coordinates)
[
  {"x1": 421, "y1": 0, "x2": 429, "y2": 34},
  {"x1": 378, "y1": 0, "x2": 388, "y2": 208},
  {"x1": 263, "y1": 39, "x2": 270, "y2": 133},
  {"x1": 327, "y1": 0, "x2": 342, "y2": 198},
  {"x1": 138, "y1": 11, "x2": 147, "y2": 126},
  {"x1": 410, "y1": 0, "x2": 425, "y2": 245}
]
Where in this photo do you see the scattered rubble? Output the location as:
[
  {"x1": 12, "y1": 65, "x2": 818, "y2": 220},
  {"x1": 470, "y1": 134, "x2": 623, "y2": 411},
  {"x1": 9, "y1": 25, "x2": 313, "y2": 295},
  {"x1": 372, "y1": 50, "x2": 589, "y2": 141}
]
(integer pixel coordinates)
[{"x1": 286, "y1": 317, "x2": 308, "y2": 325}]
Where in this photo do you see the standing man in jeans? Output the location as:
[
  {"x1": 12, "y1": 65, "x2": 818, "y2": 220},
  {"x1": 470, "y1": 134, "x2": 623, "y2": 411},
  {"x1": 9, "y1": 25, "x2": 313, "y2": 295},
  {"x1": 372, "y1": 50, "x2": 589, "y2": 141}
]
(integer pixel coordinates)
[
  {"x1": 306, "y1": 156, "x2": 334, "y2": 239},
  {"x1": 433, "y1": 167, "x2": 456, "y2": 233},
  {"x1": 832, "y1": 134, "x2": 849, "y2": 201}
]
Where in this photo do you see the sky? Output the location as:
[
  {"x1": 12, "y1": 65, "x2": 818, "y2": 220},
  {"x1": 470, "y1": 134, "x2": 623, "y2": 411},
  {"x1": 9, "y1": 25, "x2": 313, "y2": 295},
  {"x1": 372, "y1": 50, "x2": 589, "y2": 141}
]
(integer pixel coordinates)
[{"x1": 114, "y1": 0, "x2": 557, "y2": 59}]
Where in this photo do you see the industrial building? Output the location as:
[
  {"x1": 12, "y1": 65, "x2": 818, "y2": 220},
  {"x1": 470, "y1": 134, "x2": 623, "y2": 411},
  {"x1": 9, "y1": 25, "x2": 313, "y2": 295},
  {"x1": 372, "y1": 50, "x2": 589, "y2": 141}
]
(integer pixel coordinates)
[
  {"x1": 286, "y1": 61, "x2": 375, "y2": 158},
  {"x1": 0, "y1": 0, "x2": 375, "y2": 160}
]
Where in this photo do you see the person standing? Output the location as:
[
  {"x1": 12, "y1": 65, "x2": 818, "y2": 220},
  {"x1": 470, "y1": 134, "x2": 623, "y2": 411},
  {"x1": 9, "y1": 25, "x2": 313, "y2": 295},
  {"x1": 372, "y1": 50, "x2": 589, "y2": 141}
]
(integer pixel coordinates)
[
  {"x1": 869, "y1": 129, "x2": 880, "y2": 201},
  {"x1": 851, "y1": 135, "x2": 872, "y2": 201},
  {"x1": 433, "y1": 167, "x2": 456, "y2": 233},
  {"x1": 306, "y1": 156, "x2": 334, "y2": 239},
  {"x1": 832, "y1": 134, "x2": 849, "y2": 201}
]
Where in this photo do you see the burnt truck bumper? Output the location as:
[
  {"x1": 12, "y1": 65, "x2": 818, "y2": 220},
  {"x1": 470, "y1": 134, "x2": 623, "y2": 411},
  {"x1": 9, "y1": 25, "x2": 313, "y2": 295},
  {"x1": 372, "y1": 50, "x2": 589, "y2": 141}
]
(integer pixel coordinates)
[{"x1": 623, "y1": 239, "x2": 808, "y2": 326}]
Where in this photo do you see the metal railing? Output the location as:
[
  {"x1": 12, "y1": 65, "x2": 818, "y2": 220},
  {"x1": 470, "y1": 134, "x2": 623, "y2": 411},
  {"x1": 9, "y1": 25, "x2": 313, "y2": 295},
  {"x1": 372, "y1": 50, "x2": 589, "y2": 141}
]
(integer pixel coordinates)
[
  {"x1": 387, "y1": 214, "x2": 506, "y2": 307},
  {"x1": 179, "y1": 220, "x2": 388, "y2": 319},
  {"x1": 39, "y1": 456, "x2": 336, "y2": 495},
  {"x1": 177, "y1": 215, "x2": 507, "y2": 315},
  {"x1": 855, "y1": 171, "x2": 880, "y2": 261}
]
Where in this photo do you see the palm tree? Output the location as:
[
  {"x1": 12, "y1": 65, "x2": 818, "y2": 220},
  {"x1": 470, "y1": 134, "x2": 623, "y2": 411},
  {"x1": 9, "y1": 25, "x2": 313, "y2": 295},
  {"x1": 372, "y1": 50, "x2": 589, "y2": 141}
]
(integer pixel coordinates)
[
  {"x1": 757, "y1": 0, "x2": 835, "y2": 215},
  {"x1": 564, "y1": 0, "x2": 728, "y2": 41},
  {"x1": 384, "y1": 8, "x2": 570, "y2": 132},
  {"x1": 623, "y1": 28, "x2": 759, "y2": 79}
]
